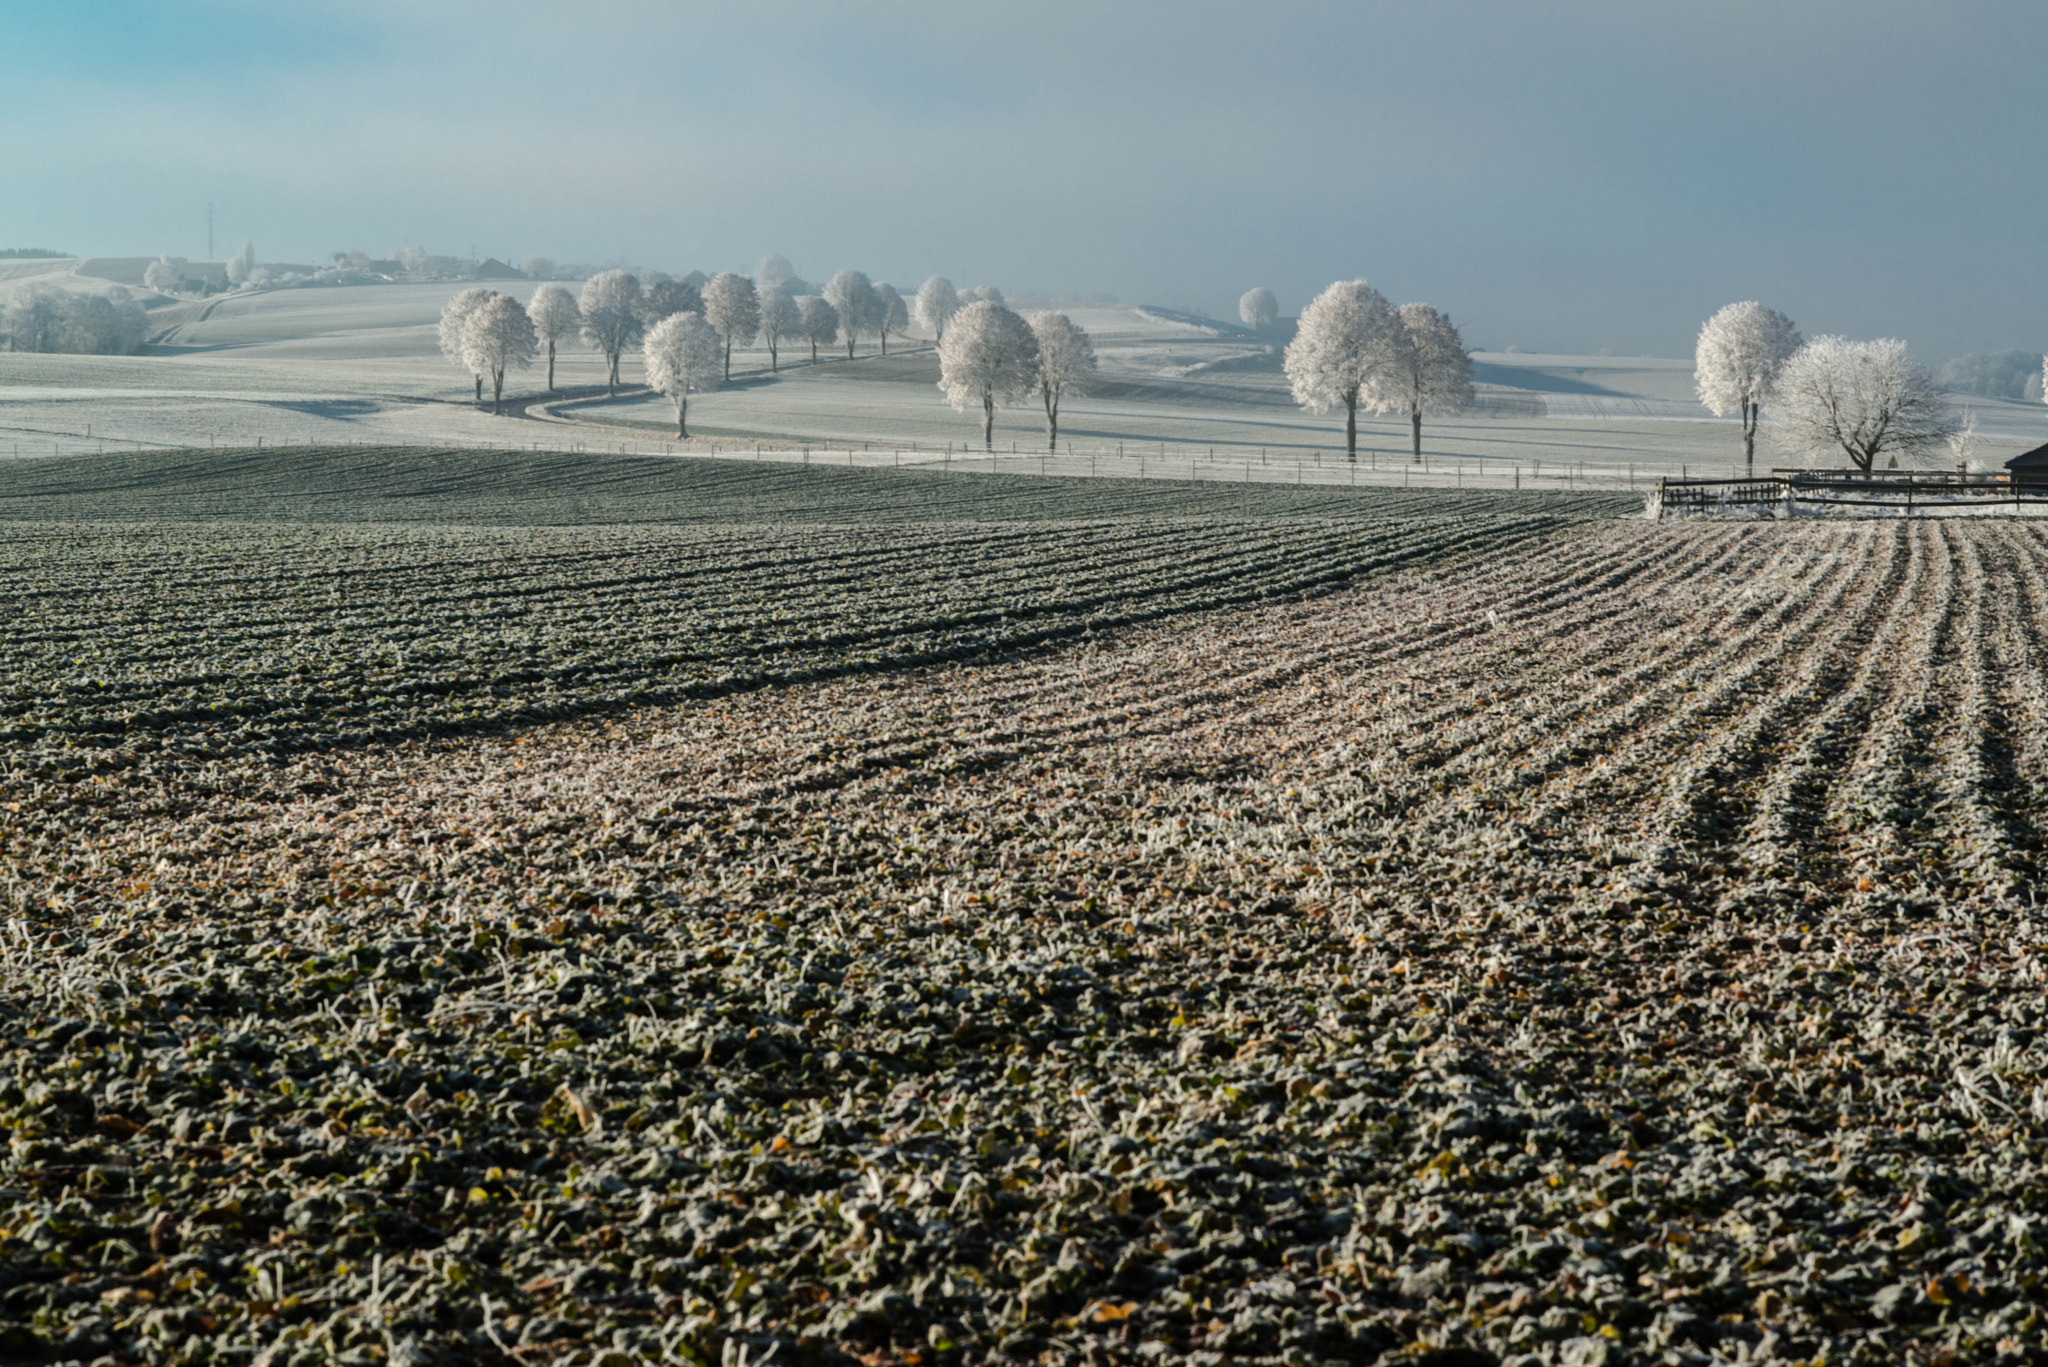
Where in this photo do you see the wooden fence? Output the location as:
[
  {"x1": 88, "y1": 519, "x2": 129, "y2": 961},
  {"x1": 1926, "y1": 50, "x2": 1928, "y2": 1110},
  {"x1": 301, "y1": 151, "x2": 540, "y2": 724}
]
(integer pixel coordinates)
[{"x1": 1653, "y1": 471, "x2": 2048, "y2": 519}]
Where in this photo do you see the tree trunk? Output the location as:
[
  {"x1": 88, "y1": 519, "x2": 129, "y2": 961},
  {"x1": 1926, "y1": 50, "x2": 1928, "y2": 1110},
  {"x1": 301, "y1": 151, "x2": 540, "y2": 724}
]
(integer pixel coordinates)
[
  {"x1": 1045, "y1": 388, "x2": 1059, "y2": 451},
  {"x1": 492, "y1": 366, "x2": 504, "y2": 415},
  {"x1": 474, "y1": 374, "x2": 482, "y2": 402},
  {"x1": 810, "y1": 340, "x2": 818, "y2": 362},
  {"x1": 1742, "y1": 402, "x2": 1758, "y2": 474},
  {"x1": 769, "y1": 340, "x2": 778, "y2": 372},
  {"x1": 676, "y1": 393, "x2": 688, "y2": 439},
  {"x1": 880, "y1": 331, "x2": 888, "y2": 356},
  {"x1": 1410, "y1": 404, "x2": 1422, "y2": 463},
  {"x1": 1346, "y1": 395, "x2": 1357, "y2": 463},
  {"x1": 846, "y1": 335, "x2": 856, "y2": 360},
  {"x1": 983, "y1": 395, "x2": 995, "y2": 452},
  {"x1": 607, "y1": 350, "x2": 617, "y2": 397},
  {"x1": 546, "y1": 341, "x2": 556, "y2": 392}
]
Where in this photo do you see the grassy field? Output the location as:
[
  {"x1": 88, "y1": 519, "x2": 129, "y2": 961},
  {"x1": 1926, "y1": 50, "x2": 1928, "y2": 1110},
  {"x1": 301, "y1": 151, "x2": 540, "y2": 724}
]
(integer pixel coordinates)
[{"x1": 2, "y1": 452, "x2": 2046, "y2": 1366}]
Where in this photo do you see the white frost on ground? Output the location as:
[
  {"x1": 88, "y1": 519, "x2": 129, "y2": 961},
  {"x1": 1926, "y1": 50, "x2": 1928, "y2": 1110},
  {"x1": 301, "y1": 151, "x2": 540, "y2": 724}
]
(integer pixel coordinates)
[{"x1": 5, "y1": 286, "x2": 2046, "y2": 482}]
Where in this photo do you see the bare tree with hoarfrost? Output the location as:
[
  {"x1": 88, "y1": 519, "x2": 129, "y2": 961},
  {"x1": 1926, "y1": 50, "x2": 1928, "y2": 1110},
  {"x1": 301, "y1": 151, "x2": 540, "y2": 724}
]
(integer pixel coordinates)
[
  {"x1": 1239, "y1": 288, "x2": 1278, "y2": 334},
  {"x1": 439, "y1": 287, "x2": 497, "y2": 401},
  {"x1": 702, "y1": 273, "x2": 760, "y2": 380},
  {"x1": 971, "y1": 285, "x2": 1004, "y2": 305},
  {"x1": 144, "y1": 256, "x2": 177, "y2": 291},
  {"x1": 875, "y1": 283, "x2": 909, "y2": 355},
  {"x1": 226, "y1": 240, "x2": 256, "y2": 285},
  {"x1": 1283, "y1": 280, "x2": 1401, "y2": 461},
  {"x1": 938, "y1": 300, "x2": 1040, "y2": 451},
  {"x1": 915, "y1": 277, "x2": 960, "y2": 342},
  {"x1": 1695, "y1": 301, "x2": 1802, "y2": 473},
  {"x1": 1946, "y1": 408, "x2": 1979, "y2": 472},
  {"x1": 578, "y1": 270, "x2": 643, "y2": 395},
  {"x1": 642, "y1": 312, "x2": 723, "y2": 438},
  {"x1": 1772, "y1": 336, "x2": 1956, "y2": 472},
  {"x1": 758, "y1": 288, "x2": 799, "y2": 371},
  {"x1": 527, "y1": 284, "x2": 579, "y2": 391},
  {"x1": 1027, "y1": 312, "x2": 1096, "y2": 450},
  {"x1": 1369, "y1": 303, "x2": 1474, "y2": 462},
  {"x1": 798, "y1": 295, "x2": 838, "y2": 362},
  {"x1": 824, "y1": 270, "x2": 879, "y2": 358},
  {"x1": 755, "y1": 254, "x2": 796, "y2": 293},
  {"x1": 461, "y1": 293, "x2": 537, "y2": 414}
]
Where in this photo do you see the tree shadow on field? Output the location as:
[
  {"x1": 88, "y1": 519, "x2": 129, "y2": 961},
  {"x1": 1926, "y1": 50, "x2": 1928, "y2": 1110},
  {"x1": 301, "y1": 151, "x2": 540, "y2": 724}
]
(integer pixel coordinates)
[
  {"x1": 252, "y1": 398, "x2": 382, "y2": 420},
  {"x1": 1468, "y1": 362, "x2": 1627, "y2": 396}
]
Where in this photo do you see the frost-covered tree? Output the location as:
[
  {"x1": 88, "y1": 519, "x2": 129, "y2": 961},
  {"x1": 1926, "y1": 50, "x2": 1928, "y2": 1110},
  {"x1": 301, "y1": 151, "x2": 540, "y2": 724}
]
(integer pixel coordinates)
[
  {"x1": 461, "y1": 293, "x2": 537, "y2": 414},
  {"x1": 69, "y1": 292, "x2": 149, "y2": 354},
  {"x1": 1772, "y1": 336, "x2": 1957, "y2": 473},
  {"x1": 1369, "y1": 303, "x2": 1474, "y2": 462},
  {"x1": 1937, "y1": 350, "x2": 2043, "y2": 402},
  {"x1": 798, "y1": 295, "x2": 838, "y2": 362},
  {"x1": 1028, "y1": 312, "x2": 1096, "y2": 450},
  {"x1": 914, "y1": 276, "x2": 960, "y2": 342},
  {"x1": 5, "y1": 288, "x2": 149, "y2": 354},
  {"x1": 702, "y1": 273, "x2": 760, "y2": 380},
  {"x1": 644, "y1": 278, "x2": 703, "y2": 323},
  {"x1": 755, "y1": 254, "x2": 796, "y2": 293},
  {"x1": 527, "y1": 283, "x2": 579, "y2": 391},
  {"x1": 1239, "y1": 288, "x2": 1278, "y2": 334},
  {"x1": 439, "y1": 287, "x2": 498, "y2": 401},
  {"x1": 578, "y1": 271, "x2": 644, "y2": 395},
  {"x1": 2, "y1": 287, "x2": 63, "y2": 352},
  {"x1": 938, "y1": 300, "x2": 1041, "y2": 452},
  {"x1": 1695, "y1": 301, "x2": 1802, "y2": 473},
  {"x1": 393, "y1": 245, "x2": 427, "y2": 276},
  {"x1": 758, "y1": 287, "x2": 800, "y2": 371},
  {"x1": 226, "y1": 240, "x2": 256, "y2": 285},
  {"x1": 1283, "y1": 279, "x2": 1402, "y2": 461},
  {"x1": 875, "y1": 283, "x2": 909, "y2": 355},
  {"x1": 144, "y1": 256, "x2": 177, "y2": 291},
  {"x1": 1946, "y1": 408, "x2": 1980, "y2": 471},
  {"x1": 971, "y1": 285, "x2": 1004, "y2": 305},
  {"x1": 520, "y1": 256, "x2": 555, "y2": 279},
  {"x1": 824, "y1": 270, "x2": 879, "y2": 358},
  {"x1": 642, "y1": 311, "x2": 722, "y2": 438}
]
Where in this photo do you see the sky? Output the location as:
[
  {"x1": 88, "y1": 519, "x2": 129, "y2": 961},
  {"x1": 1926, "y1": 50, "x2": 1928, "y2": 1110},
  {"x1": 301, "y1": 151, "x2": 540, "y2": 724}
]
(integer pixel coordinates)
[{"x1": 4, "y1": 0, "x2": 2044, "y2": 360}]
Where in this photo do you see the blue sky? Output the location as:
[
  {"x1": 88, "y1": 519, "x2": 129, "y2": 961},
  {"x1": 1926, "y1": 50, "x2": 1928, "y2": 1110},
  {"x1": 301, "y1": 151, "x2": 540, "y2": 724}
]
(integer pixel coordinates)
[{"x1": 4, "y1": 0, "x2": 2044, "y2": 359}]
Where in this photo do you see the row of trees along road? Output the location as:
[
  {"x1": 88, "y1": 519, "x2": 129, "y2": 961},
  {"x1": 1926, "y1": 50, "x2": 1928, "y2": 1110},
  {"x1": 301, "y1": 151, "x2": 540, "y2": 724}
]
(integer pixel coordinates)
[
  {"x1": 442, "y1": 268, "x2": 990, "y2": 404},
  {"x1": 1694, "y1": 302, "x2": 1958, "y2": 474},
  {"x1": 935, "y1": 301, "x2": 1099, "y2": 450},
  {"x1": 1283, "y1": 280, "x2": 1475, "y2": 462}
]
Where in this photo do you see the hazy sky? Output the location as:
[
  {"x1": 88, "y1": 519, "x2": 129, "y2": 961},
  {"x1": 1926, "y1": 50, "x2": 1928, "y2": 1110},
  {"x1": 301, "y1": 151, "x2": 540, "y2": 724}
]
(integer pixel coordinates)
[{"x1": 6, "y1": 0, "x2": 2043, "y2": 358}]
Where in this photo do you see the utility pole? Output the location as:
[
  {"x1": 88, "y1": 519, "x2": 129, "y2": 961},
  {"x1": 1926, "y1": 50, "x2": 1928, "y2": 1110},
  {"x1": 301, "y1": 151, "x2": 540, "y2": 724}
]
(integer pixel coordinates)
[{"x1": 206, "y1": 203, "x2": 214, "y2": 258}]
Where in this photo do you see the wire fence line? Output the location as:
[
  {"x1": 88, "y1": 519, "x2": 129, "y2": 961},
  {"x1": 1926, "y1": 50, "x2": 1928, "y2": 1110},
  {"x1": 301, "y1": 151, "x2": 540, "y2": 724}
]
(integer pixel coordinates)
[{"x1": 0, "y1": 424, "x2": 1725, "y2": 494}]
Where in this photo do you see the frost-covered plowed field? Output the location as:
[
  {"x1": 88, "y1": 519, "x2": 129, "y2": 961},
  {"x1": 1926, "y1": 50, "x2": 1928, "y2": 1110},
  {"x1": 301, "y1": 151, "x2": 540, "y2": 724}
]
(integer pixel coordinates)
[
  {"x1": 1, "y1": 494, "x2": 1616, "y2": 781},
  {"x1": 5, "y1": 519, "x2": 2048, "y2": 1365}
]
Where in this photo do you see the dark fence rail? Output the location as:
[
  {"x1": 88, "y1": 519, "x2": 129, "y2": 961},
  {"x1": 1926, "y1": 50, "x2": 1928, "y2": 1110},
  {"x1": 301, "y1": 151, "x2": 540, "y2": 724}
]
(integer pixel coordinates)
[{"x1": 1653, "y1": 471, "x2": 2048, "y2": 519}]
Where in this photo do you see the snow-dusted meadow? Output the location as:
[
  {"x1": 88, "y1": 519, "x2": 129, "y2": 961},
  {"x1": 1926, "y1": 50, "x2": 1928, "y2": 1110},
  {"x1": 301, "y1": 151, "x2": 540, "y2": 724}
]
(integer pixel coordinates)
[{"x1": 5, "y1": 275, "x2": 2046, "y2": 478}]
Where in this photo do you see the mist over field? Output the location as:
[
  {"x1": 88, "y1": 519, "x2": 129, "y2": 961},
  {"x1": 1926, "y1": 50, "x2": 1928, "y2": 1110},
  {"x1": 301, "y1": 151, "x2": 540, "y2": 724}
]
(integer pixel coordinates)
[{"x1": 5, "y1": 0, "x2": 2047, "y2": 358}]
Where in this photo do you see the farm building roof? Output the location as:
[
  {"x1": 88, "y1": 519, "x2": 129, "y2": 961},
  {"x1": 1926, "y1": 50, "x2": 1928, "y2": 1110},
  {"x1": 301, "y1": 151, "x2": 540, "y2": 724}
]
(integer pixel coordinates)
[{"x1": 2006, "y1": 440, "x2": 2048, "y2": 471}]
